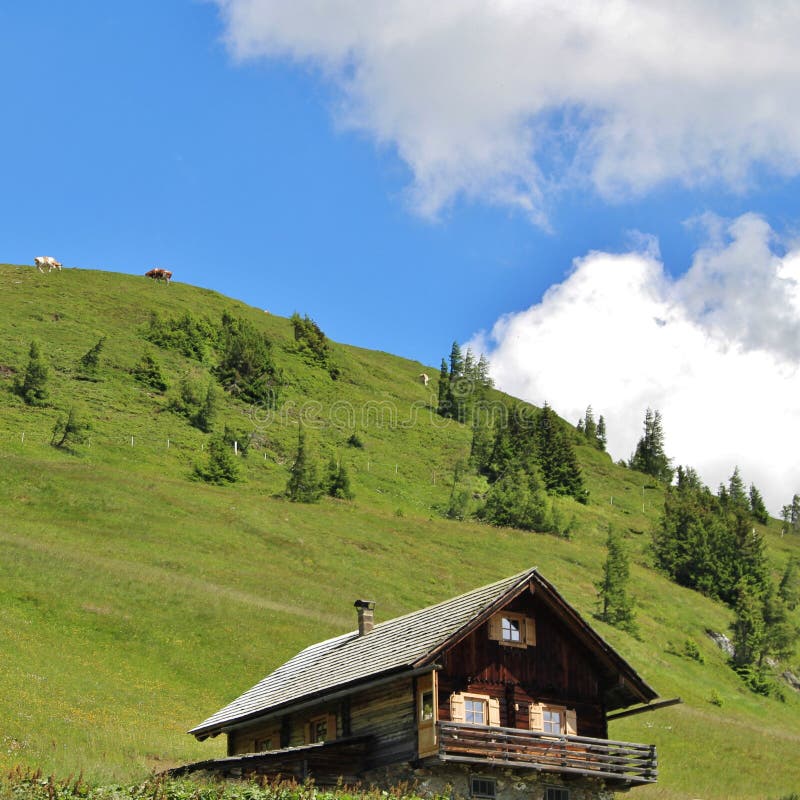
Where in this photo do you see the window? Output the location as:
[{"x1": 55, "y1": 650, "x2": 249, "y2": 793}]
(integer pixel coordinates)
[
  {"x1": 470, "y1": 777, "x2": 496, "y2": 798},
  {"x1": 310, "y1": 717, "x2": 327, "y2": 743},
  {"x1": 305, "y1": 713, "x2": 336, "y2": 744},
  {"x1": 450, "y1": 692, "x2": 500, "y2": 726},
  {"x1": 254, "y1": 737, "x2": 272, "y2": 752},
  {"x1": 465, "y1": 698, "x2": 486, "y2": 724},
  {"x1": 488, "y1": 612, "x2": 535, "y2": 647},
  {"x1": 544, "y1": 788, "x2": 569, "y2": 800},
  {"x1": 421, "y1": 690, "x2": 434, "y2": 722},
  {"x1": 501, "y1": 616, "x2": 521, "y2": 643},
  {"x1": 530, "y1": 703, "x2": 576, "y2": 735},
  {"x1": 542, "y1": 708, "x2": 563, "y2": 735}
]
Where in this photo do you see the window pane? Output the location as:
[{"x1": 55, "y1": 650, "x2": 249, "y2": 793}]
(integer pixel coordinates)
[
  {"x1": 501, "y1": 617, "x2": 521, "y2": 641},
  {"x1": 465, "y1": 699, "x2": 486, "y2": 724},
  {"x1": 421, "y1": 691, "x2": 434, "y2": 721},
  {"x1": 543, "y1": 710, "x2": 562, "y2": 734}
]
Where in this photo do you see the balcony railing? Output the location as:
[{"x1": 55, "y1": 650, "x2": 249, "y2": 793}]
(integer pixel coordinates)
[{"x1": 436, "y1": 721, "x2": 657, "y2": 786}]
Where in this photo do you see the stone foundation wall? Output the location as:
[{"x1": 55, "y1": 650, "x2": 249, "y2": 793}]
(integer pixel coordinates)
[{"x1": 360, "y1": 763, "x2": 613, "y2": 800}]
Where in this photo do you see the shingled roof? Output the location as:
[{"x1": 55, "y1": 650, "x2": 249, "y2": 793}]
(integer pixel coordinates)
[{"x1": 190, "y1": 567, "x2": 657, "y2": 739}]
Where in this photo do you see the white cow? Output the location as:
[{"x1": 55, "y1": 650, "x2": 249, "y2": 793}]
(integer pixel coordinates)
[
  {"x1": 419, "y1": 372, "x2": 430, "y2": 386},
  {"x1": 34, "y1": 256, "x2": 62, "y2": 273}
]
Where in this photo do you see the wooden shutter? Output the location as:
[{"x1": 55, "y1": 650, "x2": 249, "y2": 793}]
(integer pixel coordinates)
[
  {"x1": 524, "y1": 616, "x2": 536, "y2": 647},
  {"x1": 303, "y1": 722, "x2": 311, "y2": 744},
  {"x1": 450, "y1": 693, "x2": 466, "y2": 723},
  {"x1": 488, "y1": 614, "x2": 502, "y2": 641},
  {"x1": 488, "y1": 697, "x2": 501, "y2": 727},
  {"x1": 529, "y1": 702, "x2": 544, "y2": 731},
  {"x1": 565, "y1": 709, "x2": 577, "y2": 736},
  {"x1": 326, "y1": 713, "x2": 337, "y2": 740}
]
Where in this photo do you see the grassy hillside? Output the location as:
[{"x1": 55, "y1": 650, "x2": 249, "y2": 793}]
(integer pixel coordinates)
[{"x1": 0, "y1": 263, "x2": 798, "y2": 799}]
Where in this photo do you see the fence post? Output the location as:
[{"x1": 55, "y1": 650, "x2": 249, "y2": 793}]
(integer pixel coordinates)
[{"x1": 131, "y1": 436, "x2": 134, "y2": 447}]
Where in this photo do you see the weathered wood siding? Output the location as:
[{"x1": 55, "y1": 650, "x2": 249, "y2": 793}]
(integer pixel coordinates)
[
  {"x1": 227, "y1": 676, "x2": 415, "y2": 769},
  {"x1": 438, "y1": 593, "x2": 608, "y2": 739},
  {"x1": 349, "y1": 676, "x2": 416, "y2": 768}
]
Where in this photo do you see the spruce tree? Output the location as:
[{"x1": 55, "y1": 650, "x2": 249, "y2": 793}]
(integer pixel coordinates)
[
  {"x1": 77, "y1": 336, "x2": 105, "y2": 380},
  {"x1": 749, "y1": 484, "x2": 769, "y2": 525},
  {"x1": 326, "y1": 456, "x2": 354, "y2": 500},
  {"x1": 534, "y1": 404, "x2": 586, "y2": 502},
  {"x1": 132, "y1": 350, "x2": 168, "y2": 392},
  {"x1": 194, "y1": 383, "x2": 219, "y2": 433},
  {"x1": 16, "y1": 340, "x2": 49, "y2": 406},
  {"x1": 731, "y1": 578, "x2": 766, "y2": 670},
  {"x1": 286, "y1": 427, "x2": 321, "y2": 502},
  {"x1": 596, "y1": 529, "x2": 637, "y2": 634},
  {"x1": 436, "y1": 358, "x2": 452, "y2": 418},
  {"x1": 629, "y1": 408, "x2": 673, "y2": 482},
  {"x1": 596, "y1": 415, "x2": 607, "y2": 451},
  {"x1": 778, "y1": 558, "x2": 800, "y2": 611},
  {"x1": 583, "y1": 405, "x2": 597, "y2": 443},
  {"x1": 448, "y1": 341, "x2": 464, "y2": 377}
]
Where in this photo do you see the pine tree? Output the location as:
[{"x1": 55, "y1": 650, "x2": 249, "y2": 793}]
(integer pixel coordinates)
[
  {"x1": 448, "y1": 341, "x2": 464, "y2": 378},
  {"x1": 476, "y1": 354, "x2": 493, "y2": 387},
  {"x1": 477, "y1": 465, "x2": 553, "y2": 532},
  {"x1": 286, "y1": 427, "x2": 321, "y2": 502},
  {"x1": 194, "y1": 383, "x2": 219, "y2": 433},
  {"x1": 778, "y1": 558, "x2": 800, "y2": 611},
  {"x1": 535, "y1": 404, "x2": 586, "y2": 502},
  {"x1": 77, "y1": 336, "x2": 105, "y2": 380},
  {"x1": 16, "y1": 340, "x2": 49, "y2": 406},
  {"x1": 726, "y1": 467, "x2": 748, "y2": 510},
  {"x1": 596, "y1": 415, "x2": 607, "y2": 451},
  {"x1": 583, "y1": 405, "x2": 597, "y2": 443},
  {"x1": 749, "y1": 484, "x2": 769, "y2": 525},
  {"x1": 326, "y1": 456, "x2": 354, "y2": 500},
  {"x1": 629, "y1": 408, "x2": 673, "y2": 483},
  {"x1": 436, "y1": 358, "x2": 452, "y2": 417},
  {"x1": 731, "y1": 579, "x2": 766, "y2": 669},
  {"x1": 595, "y1": 529, "x2": 637, "y2": 635}
]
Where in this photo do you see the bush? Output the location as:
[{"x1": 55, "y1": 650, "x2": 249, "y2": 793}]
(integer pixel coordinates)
[
  {"x1": 51, "y1": 406, "x2": 91, "y2": 451},
  {"x1": 194, "y1": 434, "x2": 239, "y2": 484},
  {"x1": 132, "y1": 350, "x2": 168, "y2": 392}
]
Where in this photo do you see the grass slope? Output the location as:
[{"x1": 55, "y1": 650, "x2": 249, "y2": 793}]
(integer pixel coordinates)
[{"x1": 0, "y1": 264, "x2": 798, "y2": 799}]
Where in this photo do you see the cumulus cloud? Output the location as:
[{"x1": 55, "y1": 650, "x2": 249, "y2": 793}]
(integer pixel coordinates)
[
  {"x1": 468, "y1": 214, "x2": 800, "y2": 514},
  {"x1": 214, "y1": 0, "x2": 800, "y2": 221}
]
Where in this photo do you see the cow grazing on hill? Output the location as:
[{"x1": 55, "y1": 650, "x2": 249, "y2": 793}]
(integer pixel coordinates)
[
  {"x1": 145, "y1": 268, "x2": 173, "y2": 284},
  {"x1": 34, "y1": 256, "x2": 62, "y2": 273}
]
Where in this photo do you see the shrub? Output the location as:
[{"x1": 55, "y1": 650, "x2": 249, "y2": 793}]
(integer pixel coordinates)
[
  {"x1": 194, "y1": 434, "x2": 239, "y2": 484},
  {"x1": 132, "y1": 350, "x2": 168, "y2": 392}
]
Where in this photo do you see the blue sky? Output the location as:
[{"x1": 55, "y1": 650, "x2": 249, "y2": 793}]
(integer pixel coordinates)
[{"x1": 1, "y1": 2, "x2": 798, "y2": 511}]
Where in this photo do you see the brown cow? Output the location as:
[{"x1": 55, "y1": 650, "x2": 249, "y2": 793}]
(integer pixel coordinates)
[{"x1": 145, "y1": 268, "x2": 172, "y2": 284}]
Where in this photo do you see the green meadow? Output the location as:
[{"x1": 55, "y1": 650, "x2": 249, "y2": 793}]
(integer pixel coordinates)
[{"x1": 0, "y1": 263, "x2": 798, "y2": 799}]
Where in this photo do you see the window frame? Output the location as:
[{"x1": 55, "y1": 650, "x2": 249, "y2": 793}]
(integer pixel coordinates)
[
  {"x1": 488, "y1": 611, "x2": 535, "y2": 648},
  {"x1": 544, "y1": 787, "x2": 569, "y2": 800},
  {"x1": 470, "y1": 777, "x2": 497, "y2": 799}
]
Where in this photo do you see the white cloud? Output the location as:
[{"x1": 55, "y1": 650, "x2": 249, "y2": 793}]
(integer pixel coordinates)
[
  {"x1": 214, "y1": 0, "x2": 800, "y2": 221},
  {"x1": 468, "y1": 214, "x2": 800, "y2": 514}
]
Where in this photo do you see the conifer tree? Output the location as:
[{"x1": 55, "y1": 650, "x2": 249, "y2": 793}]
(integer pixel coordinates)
[
  {"x1": 194, "y1": 433, "x2": 239, "y2": 484},
  {"x1": 132, "y1": 350, "x2": 168, "y2": 392},
  {"x1": 50, "y1": 405, "x2": 91, "y2": 451},
  {"x1": 595, "y1": 529, "x2": 637, "y2": 634},
  {"x1": 194, "y1": 383, "x2": 219, "y2": 433},
  {"x1": 731, "y1": 578, "x2": 766, "y2": 670},
  {"x1": 629, "y1": 408, "x2": 673, "y2": 483},
  {"x1": 778, "y1": 558, "x2": 799, "y2": 611},
  {"x1": 476, "y1": 354, "x2": 493, "y2": 387},
  {"x1": 326, "y1": 456, "x2": 355, "y2": 500},
  {"x1": 596, "y1": 415, "x2": 607, "y2": 451},
  {"x1": 436, "y1": 358, "x2": 452, "y2": 418},
  {"x1": 477, "y1": 465, "x2": 553, "y2": 532},
  {"x1": 286, "y1": 426, "x2": 321, "y2": 502},
  {"x1": 16, "y1": 340, "x2": 49, "y2": 406},
  {"x1": 448, "y1": 341, "x2": 464, "y2": 377},
  {"x1": 749, "y1": 484, "x2": 769, "y2": 525},
  {"x1": 583, "y1": 405, "x2": 597, "y2": 443},
  {"x1": 77, "y1": 336, "x2": 105, "y2": 380},
  {"x1": 535, "y1": 404, "x2": 586, "y2": 502}
]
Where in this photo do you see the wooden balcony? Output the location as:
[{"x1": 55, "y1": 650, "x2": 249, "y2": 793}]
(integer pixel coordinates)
[{"x1": 435, "y1": 721, "x2": 657, "y2": 787}]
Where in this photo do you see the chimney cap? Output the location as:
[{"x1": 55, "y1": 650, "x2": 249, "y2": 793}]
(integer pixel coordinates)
[{"x1": 354, "y1": 599, "x2": 376, "y2": 610}]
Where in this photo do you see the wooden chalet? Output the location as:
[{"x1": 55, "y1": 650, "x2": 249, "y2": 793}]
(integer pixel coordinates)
[{"x1": 184, "y1": 568, "x2": 660, "y2": 799}]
